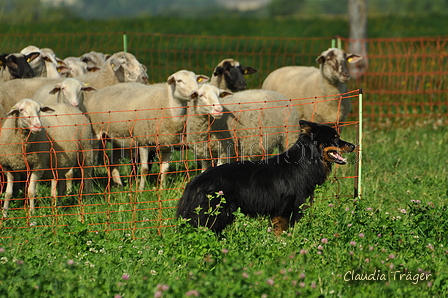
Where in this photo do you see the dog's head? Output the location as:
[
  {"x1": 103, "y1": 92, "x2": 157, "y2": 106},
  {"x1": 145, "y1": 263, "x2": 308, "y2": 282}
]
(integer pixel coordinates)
[{"x1": 299, "y1": 120, "x2": 356, "y2": 165}]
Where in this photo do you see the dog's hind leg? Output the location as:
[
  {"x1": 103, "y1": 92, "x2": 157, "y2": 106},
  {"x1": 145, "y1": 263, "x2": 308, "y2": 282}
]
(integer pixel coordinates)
[{"x1": 271, "y1": 216, "x2": 289, "y2": 236}]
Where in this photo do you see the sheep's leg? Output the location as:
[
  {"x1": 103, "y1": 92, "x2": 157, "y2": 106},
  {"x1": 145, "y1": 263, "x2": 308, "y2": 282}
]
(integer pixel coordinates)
[
  {"x1": 51, "y1": 179, "x2": 58, "y2": 201},
  {"x1": 2, "y1": 172, "x2": 15, "y2": 217},
  {"x1": 82, "y1": 164, "x2": 93, "y2": 196},
  {"x1": 138, "y1": 146, "x2": 149, "y2": 190},
  {"x1": 27, "y1": 171, "x2": 42, "y2": 215},
  {"x1": 50, "y1": 177, "x2": 66, "y2": 206},
  {"x1": 65, "y1": 168, "x2": 74, "y2": 194},
  {"x1": 110, "y1": 146, "x2": 124, "y2": 187},
  {"x1": 159, "y1": 152, "x2": 171, "y2": 187}
]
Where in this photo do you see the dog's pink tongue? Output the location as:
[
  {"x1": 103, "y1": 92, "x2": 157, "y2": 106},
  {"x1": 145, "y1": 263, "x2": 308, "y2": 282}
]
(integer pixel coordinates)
[{"x1": 331, "y1": 152, "x2": 347, "y2": 162}]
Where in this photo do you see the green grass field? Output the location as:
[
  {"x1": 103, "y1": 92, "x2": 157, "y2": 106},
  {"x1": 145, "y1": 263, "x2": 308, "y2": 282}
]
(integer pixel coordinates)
[
  {"x1": 0, "y1": 124, "x2": 446, "y2": 297},
  {"x1": 2, "y1": 13, "x2": 448, "y2": 38},
  {"x1": 1, "y1": 13, "x2": 448, "y2": 297}
]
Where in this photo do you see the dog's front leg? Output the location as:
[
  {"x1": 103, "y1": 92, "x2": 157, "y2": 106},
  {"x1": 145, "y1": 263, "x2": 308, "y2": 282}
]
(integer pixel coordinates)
[{"x1": 271, "y1": 216, "x2": 289, "y2": 236}]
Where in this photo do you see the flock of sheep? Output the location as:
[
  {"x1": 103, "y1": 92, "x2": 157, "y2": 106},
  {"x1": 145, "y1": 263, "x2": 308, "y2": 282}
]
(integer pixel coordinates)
[{"x1": 0, "y1": 45, "x2": 361, "y2": 216}]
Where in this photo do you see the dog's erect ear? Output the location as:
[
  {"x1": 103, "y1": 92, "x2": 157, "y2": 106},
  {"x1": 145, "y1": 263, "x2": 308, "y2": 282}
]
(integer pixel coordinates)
[
  {"x1": 299, "y1": 120, "x2": 317, "y2": 136},
  {"x1": 299, "y1": 120, "x2": 316, "y2": 129}
]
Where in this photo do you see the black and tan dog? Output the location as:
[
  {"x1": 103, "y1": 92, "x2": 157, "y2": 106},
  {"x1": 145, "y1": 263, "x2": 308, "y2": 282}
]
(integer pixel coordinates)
[{"x1": 177, "y1": 120, "x2": 355, "y2": 235}]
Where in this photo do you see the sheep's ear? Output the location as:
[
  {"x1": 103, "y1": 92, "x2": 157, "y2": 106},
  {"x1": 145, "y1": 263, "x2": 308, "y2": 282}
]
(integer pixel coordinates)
[
  {"x1": 0, "y1": 55, "x2": 4, "y2": 68},
  {"x1": 40, "y1": 106, "x2": 55, "y2": 113},
  {"x1": 242, "y1": 66, "x2": 257, "y2": 75},
  {"x1": 56, "y1": 57, "x2": 65, "y2": 66},
  {"x1": 213, "y1": 66, "x2": 223, "y2": 76},
  {"x1": 347, "y1": 54, "x2": 363, "y2": 64},
  {"x1": 109, "y1": 59, "x2": 122, "y2": 71},
  {"x1": 6, "y1": 55, "x2": 18, "y2": 69},
  {"x1": 219, "y1": 90, "x2": 233, "y2": 99},
  {"x1": 42, "y1": 55, "x2": 53, "y2": 63},
  {"x1": 196, "y1": 75, "x2": 209, "y2": 83},
  {"x1": 82, "y1": 85, "x2": 97, "y2": 93},
  {"x1": 49, "y1": 85, "x2": 62, "y2": 95},
  {"x1": 57, "y1": 65, "x2": 69, "y2": 75},
  {"x1": 167, "y1": 75, "x2": 176, "y2": 85},
  {"x1": 7, "y1": 106, "x2": 19, "y2": 116},
  {"x1": 87, "y1": 66, "x2": 101, "y2": 72},
  {"x1": 316, "y1": 55, "x2": 326, "y2": 64},
  {"x1": 26, "y1": 52, "x2": 41, "y2": 63}
]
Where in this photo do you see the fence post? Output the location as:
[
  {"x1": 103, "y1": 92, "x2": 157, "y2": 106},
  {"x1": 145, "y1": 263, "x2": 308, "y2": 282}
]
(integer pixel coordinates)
[
  {"x1": 123, "y1": 32, "x2": 128, "y2": 53},
  {"x1": 332, "y1": 36, "x2": 342, "y2": 49},
  {"x1": 354, "y1": 89, "x2": 363, "y2": 198}
]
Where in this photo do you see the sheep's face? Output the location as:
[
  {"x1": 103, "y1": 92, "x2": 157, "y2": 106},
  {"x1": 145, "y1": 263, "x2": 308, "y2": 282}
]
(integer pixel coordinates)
[
  {"x1": 1, "y1": 53, "x2": 37, "y2": 79},
  {"x1": 317, "y1": 48, "x2": 362, "y2": 84},
  {"x1": 7, "y1": 99, "x2": 55, "y2": 134},
  {"x1": 195, "y1": 85, "x2": 232, "y2": 119},
  {"x1": 49, "y1": 79, "x2": 96, "y2": 108},
  {"x1": 213, "y1": 59, "x2": 257, "y2": 92},
  {"x1": 109, "y1": 52, "x2": 149, "y2": 84},
  {"x1": 167, "y1": 70, "x2": 210, "y2": 102}
]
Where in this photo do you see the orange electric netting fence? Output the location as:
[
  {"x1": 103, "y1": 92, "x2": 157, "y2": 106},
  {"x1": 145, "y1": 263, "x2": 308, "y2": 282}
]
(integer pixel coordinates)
[
  {"x1": 1, "y1": 31, "x2": 446, "y2": 239},
  {"x1": 1, "y1": 32, "x2": 446, "y2": 121},
  {"x1": 0, "y1": 90, "x2": 362, "y2": 239}
]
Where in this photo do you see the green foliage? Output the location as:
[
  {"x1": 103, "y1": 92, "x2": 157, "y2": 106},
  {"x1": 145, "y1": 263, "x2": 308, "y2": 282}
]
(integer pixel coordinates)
[
  {"x1": 268, "y1": 0, "x2": 305, "y2": 17},
  {"x1": 1, "y1": 3, "x2": 448, "y2": 38}
]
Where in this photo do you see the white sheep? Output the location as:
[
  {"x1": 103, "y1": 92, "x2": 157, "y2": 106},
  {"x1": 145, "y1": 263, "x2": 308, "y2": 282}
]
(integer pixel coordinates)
[
  {"x1": 262, "y1": 48, "x2": 362, "y2": 126},
  {"x1": 85, "y1": 70, "x2": 209, "y2": 189},
  {"x1": 63, "y1": 57, "x2": 99, "y2": 78},
  {"x1": 40, "y1": 102, "x2": 94, "y2": 200},
  {"x1": 0, "y1": 52, "x2": 38, "y2": 82},
  {"x1": 186, "y1": 87, "x2": 300, "y2": 169},
  {"x1": 0, "y1": 99, "x2": 93, "y2": 216},
  {"x1": 1, "y1": 99, "x2": 53, "y2": 216},
  {"x1": 209, "y1": 58, "x2": 257, "y2": 92},
  {"x1": 0, "y1": 51, "x2": 148, "y2": 108},
  {"x1": 0, "y1": 104, "x2": 6, "y2": 121},
  {"x1": 33, "y1": 78, "x2": 97, "y2": 112},
  {"x1": 0, "y1": 90, "x2": 16, "y2": 118},
  {"x1": 75, "y1": 51, "x2": 148, "y2": 89}
]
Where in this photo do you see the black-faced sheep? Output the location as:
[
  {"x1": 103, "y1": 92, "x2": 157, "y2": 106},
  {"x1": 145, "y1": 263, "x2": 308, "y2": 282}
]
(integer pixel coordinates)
[
  {"x1": 0, "y1": 52, "x2": 38, "y2": 82},
  {"x1": 209, "y1": 58, "x2": 257, "y2": 92},
  {"x1": 262, "y1": 48, "x2": 362, "y2": 127}
]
